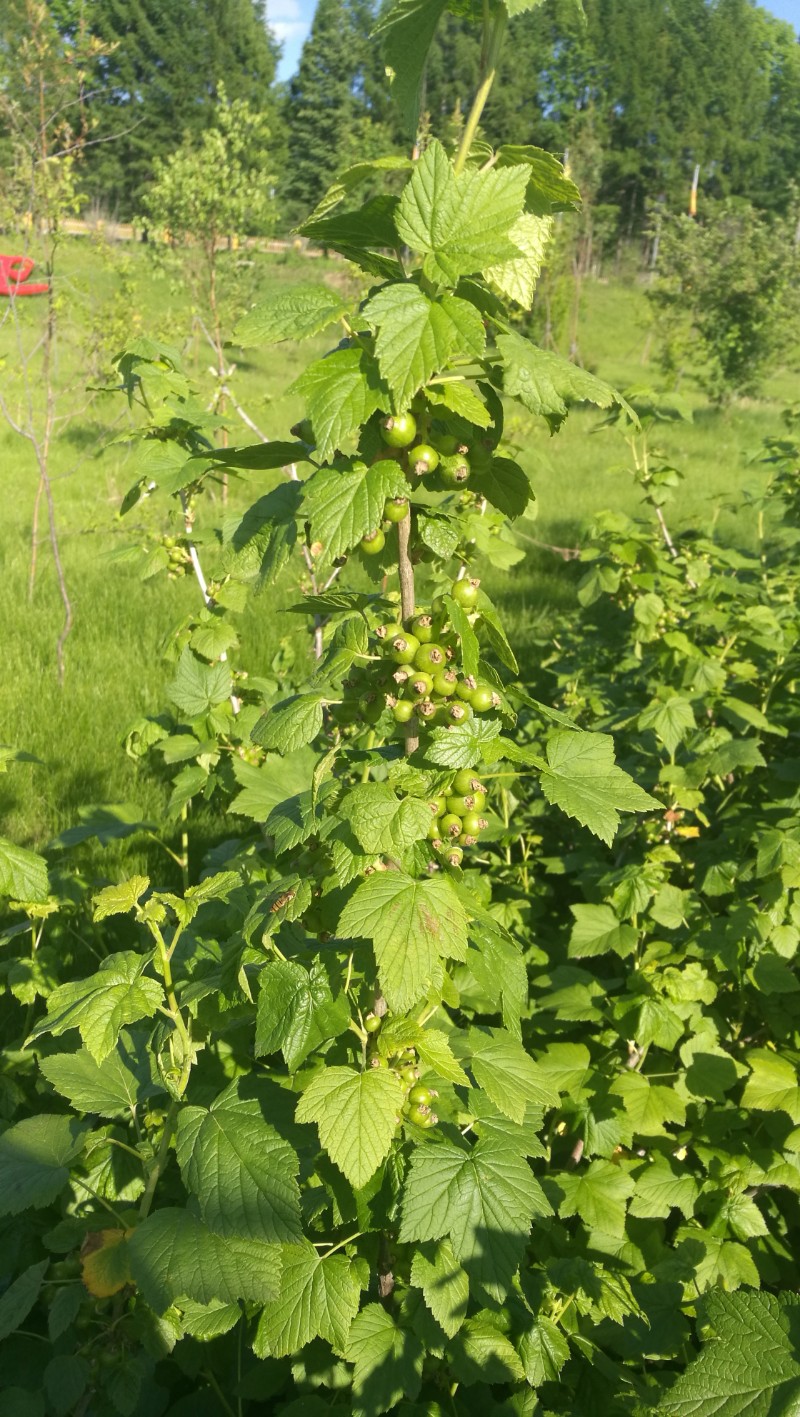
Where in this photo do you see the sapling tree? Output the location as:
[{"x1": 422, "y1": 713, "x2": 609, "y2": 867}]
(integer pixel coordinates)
[
  {"x1": 142, "y1": 87, "x2": 278, "y2": 429},
  {"x1": 0, "y1": 0, "x2": 111, "y2": 679}
]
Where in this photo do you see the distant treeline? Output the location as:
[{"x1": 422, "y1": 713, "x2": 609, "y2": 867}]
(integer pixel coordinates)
[{"x1": 2, "y1": 0, "x2": 799, "y2": 239}]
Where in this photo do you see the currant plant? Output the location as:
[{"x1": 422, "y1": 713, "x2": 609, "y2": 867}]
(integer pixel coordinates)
[{"x1": 0, "y1": 4, "x2": 690, "y2": 1414}]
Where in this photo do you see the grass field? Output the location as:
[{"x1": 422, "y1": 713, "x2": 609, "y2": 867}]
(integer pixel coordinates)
[{"x1": 1, "y1": 235, "x2": 795, "y2": 857}]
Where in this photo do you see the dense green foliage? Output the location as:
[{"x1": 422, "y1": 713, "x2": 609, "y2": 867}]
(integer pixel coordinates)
[
  {"x1": 648, "y1": 198, "x2": 800, "y2": 402},
  {"x1": 2, "y1": 2, "x2": 800, "y2": 1414}
]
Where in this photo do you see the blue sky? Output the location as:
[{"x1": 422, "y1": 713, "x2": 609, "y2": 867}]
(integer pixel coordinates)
[{"x1": 270, "y1": 0, "x2": 800, "y2": 83}]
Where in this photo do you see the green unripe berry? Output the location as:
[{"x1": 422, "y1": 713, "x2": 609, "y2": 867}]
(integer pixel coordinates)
[
  {"x1": 451, "y1": 576, "x2": 480, "y2": 609},
  {"x1": 376, "y1": 621, "x2": 404, "y2": 643},
  {"x1": 447, "y1": 794, "x2": 476, "y2": 816},
  {"x1": 408, "y1": 1083, "x2": 434, "y2": 1108},
  {"x1": 370, "y1": 1054, "x2": 389, "y2": 1068},
  {"x1": 398, "y1": 1063, "x2": 419, "y2": 1086},
  {"x1": 453, "y1": 769, "x2": 486, "y2": 796},
  {"x1": 416, "y1": 699, "x2": 440, "y2": 723},
  {"x1": 393, "y1": 700, "x2": 415, "y2": 724},
  {"x1": 427, "y1": 816, "x2": 443, "y2": 841},
  {"x1": 365, "y1": 1012, "x2": 382, "y2": 1034},
  {"x1": 390, "y1": 633, "x2": 420, "y2": 665},
  {"x1": 407, "y1": 1103, "x2": 436, "y2": 1127},
  {"x1": 440, "y1": 813, "x2": 463, "y2": 838},
  {"x1": 414, "y1": 642, "x2": 447, "y2": 671},
  {"x1": 471, "y1": 789, "x2": 487, "y2": 811},
  {"x1": 363, "y1": 693, "x2": 385, "y2": 723},
  {"x1": 431, "y1": 793, "x2": 448, "y2": 816},
  {"x1": 440, "y1": 453, "x2": 471, "y2": 487},
  {"x1": 469, "y1": 683, "x2": 495, "y2": 713},
  {"x1": 360, "y1": 528, "x2": 385, "y2": 555},
  {"x1": 382, "y1": 412, "x2": 417, "y2": 448},
  {"x1": 459, "y1": 833, "x2": 478, "y2": 848},
  {"x1": 446, "y1": 701, "x2": 473, "y2": 725},
  {"x1": 383, "y1": 497, "x2": 409, "y2": 523},
  {"x1": 435, "y1": 433, "x2": 467, "y2": 457},
  {"x1": 431, "y1": 668, "x2": 458, "y2": 698},
  {"x1": 409, "y1": 443, "x2": 439, "y2": 475},
  {"x1": 461, "y1": 811, "x2": 488, "y2": 837},
  {"x1": 455, "y1": 677, "x2": 476, "y2": 702},
  {"x1": 411, "y1": 613, "x2": 435, "y2": 643},
  {"x1": 410, "y1": 671, "x2": 434, "y2": 699},
  {"x1": 444, "y1": 844, "x2": 463, "y2": 867}
]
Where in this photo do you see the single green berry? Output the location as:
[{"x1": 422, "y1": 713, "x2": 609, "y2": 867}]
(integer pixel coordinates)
[
  {"x1": 453, "y1": 769, "x2": 486, "y2": 796},
  {"x1": 407, "y1": 1103, "x2": 436, "y2": 1127},
  {"x1": 469, "y1": 684, "x2": 495, "y2": 713},
  {"x1": 408, "y1": 1083, "x2": 434, "y2": 1108},
  {"x1": 290, "y1": 418, "x2": 315, "y2": 443},
  {"x1": 471, "y1": 789, "x2": 487, "y2": 811},
  {"x1": 376, "y1": 621, "x2": 404, "y2": 643},
  {"x1": 461, "y1": 811, "x2": 488, "y2": 837},
  {"x1": 440, "y1": 453, "x2": 471, "y2": 487},
  {"x1": 435, "y1": 433, "x2": 467, "y2": 457},
  {"x1": 455, "y1": 677, "x2": 477, "y2": 702},
  {"x1": 432, "y1": 668, "x2": 458, "y2": 698},
  {"x1": 410, "y1": 670, "x2": 434, "y2": 699},
  {"x1": 447, "y1": 794, "x2": 476, "y2": 816},
  {"x1": 411, "y1": 613, "x2": 435, "y2": 643},
  {"x1": 382, "y1": 412, "x2": 417, "y2": 448},
  {"x1": 383, "y1": 496, "x2": 409, "y2": 523},
  {"x1": 398, "y1": 1063, "x2": 419, "y2": 1086},
  {"x1": 446, "y1": 701, "x2": 473, "y2": 725},
  {"x1": 390, "y1": 633, "x2": 420, "y2": 665},
  {"x1": 393, "y1": 700, "x2": 415, "y2": 724},
  {"x1": 370, "y1": 1054, "x2": 389, "y2": 1069},
  {"x1": 364, "y1": 1012, "x2": 382, "y2": 1034},
  {"x1": 414, "y1": 642, "x2": 447, "y2": 671},
  {"x1": 459, "y1": 833, "x2": 478, "y2": 848},
  {"x1": 440, "y1": 813, "x2": 463, "y2": 838},
  {"x1": 431, "y1": 793, "x2": 448, "y2": 816},
  {"x1": 360, "y1": 528, "x2": 385, "y2": 555},
  {"x1": 451, "y1": 576, "x2": 480, "y2": 609},
  {"x1": 416, "y1": 699, "x2": 440, "y2": 723},
  {"x1": 363, "y1": 694, "x2": 385, "y2": 724},
  {"x1": 409, "y1": 442, "x2": 439, "y2": 475},
  {"x1": 427, "y1": 816, "x2": 443, "y2": 841}
]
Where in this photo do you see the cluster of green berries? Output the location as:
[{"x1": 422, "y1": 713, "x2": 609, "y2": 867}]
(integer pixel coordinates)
[
  {"x1": 426, "y1": 768, "x2": 489, "y2": 868},
  {"x1": 159, "y1": 534, "x2": 191, "y2": 579},
  {"x1": 365, "y1": 1019, "x2": 439, "y2": 1128},
  {"x1": 378, "y1": 588, "x2": 499, "y2": 739},
  {"x1": 357, "y1": 413, "x2": 476, "y2": 556}
]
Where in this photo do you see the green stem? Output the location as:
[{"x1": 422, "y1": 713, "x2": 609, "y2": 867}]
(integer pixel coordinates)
[
  {"x1": 71, "y1": 1178, "x2": 127, "y2": 1225},
  {"x1": 454, "y1": 6, "x2": 508, "y2": 176},
  {"x1": 139, "y1": 1101, "x2": 179, "y2": 1221}
]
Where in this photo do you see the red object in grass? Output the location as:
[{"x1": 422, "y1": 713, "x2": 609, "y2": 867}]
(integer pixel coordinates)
[{"x1": 0, "y1": 255, "x2": 50, "y2": 296}]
